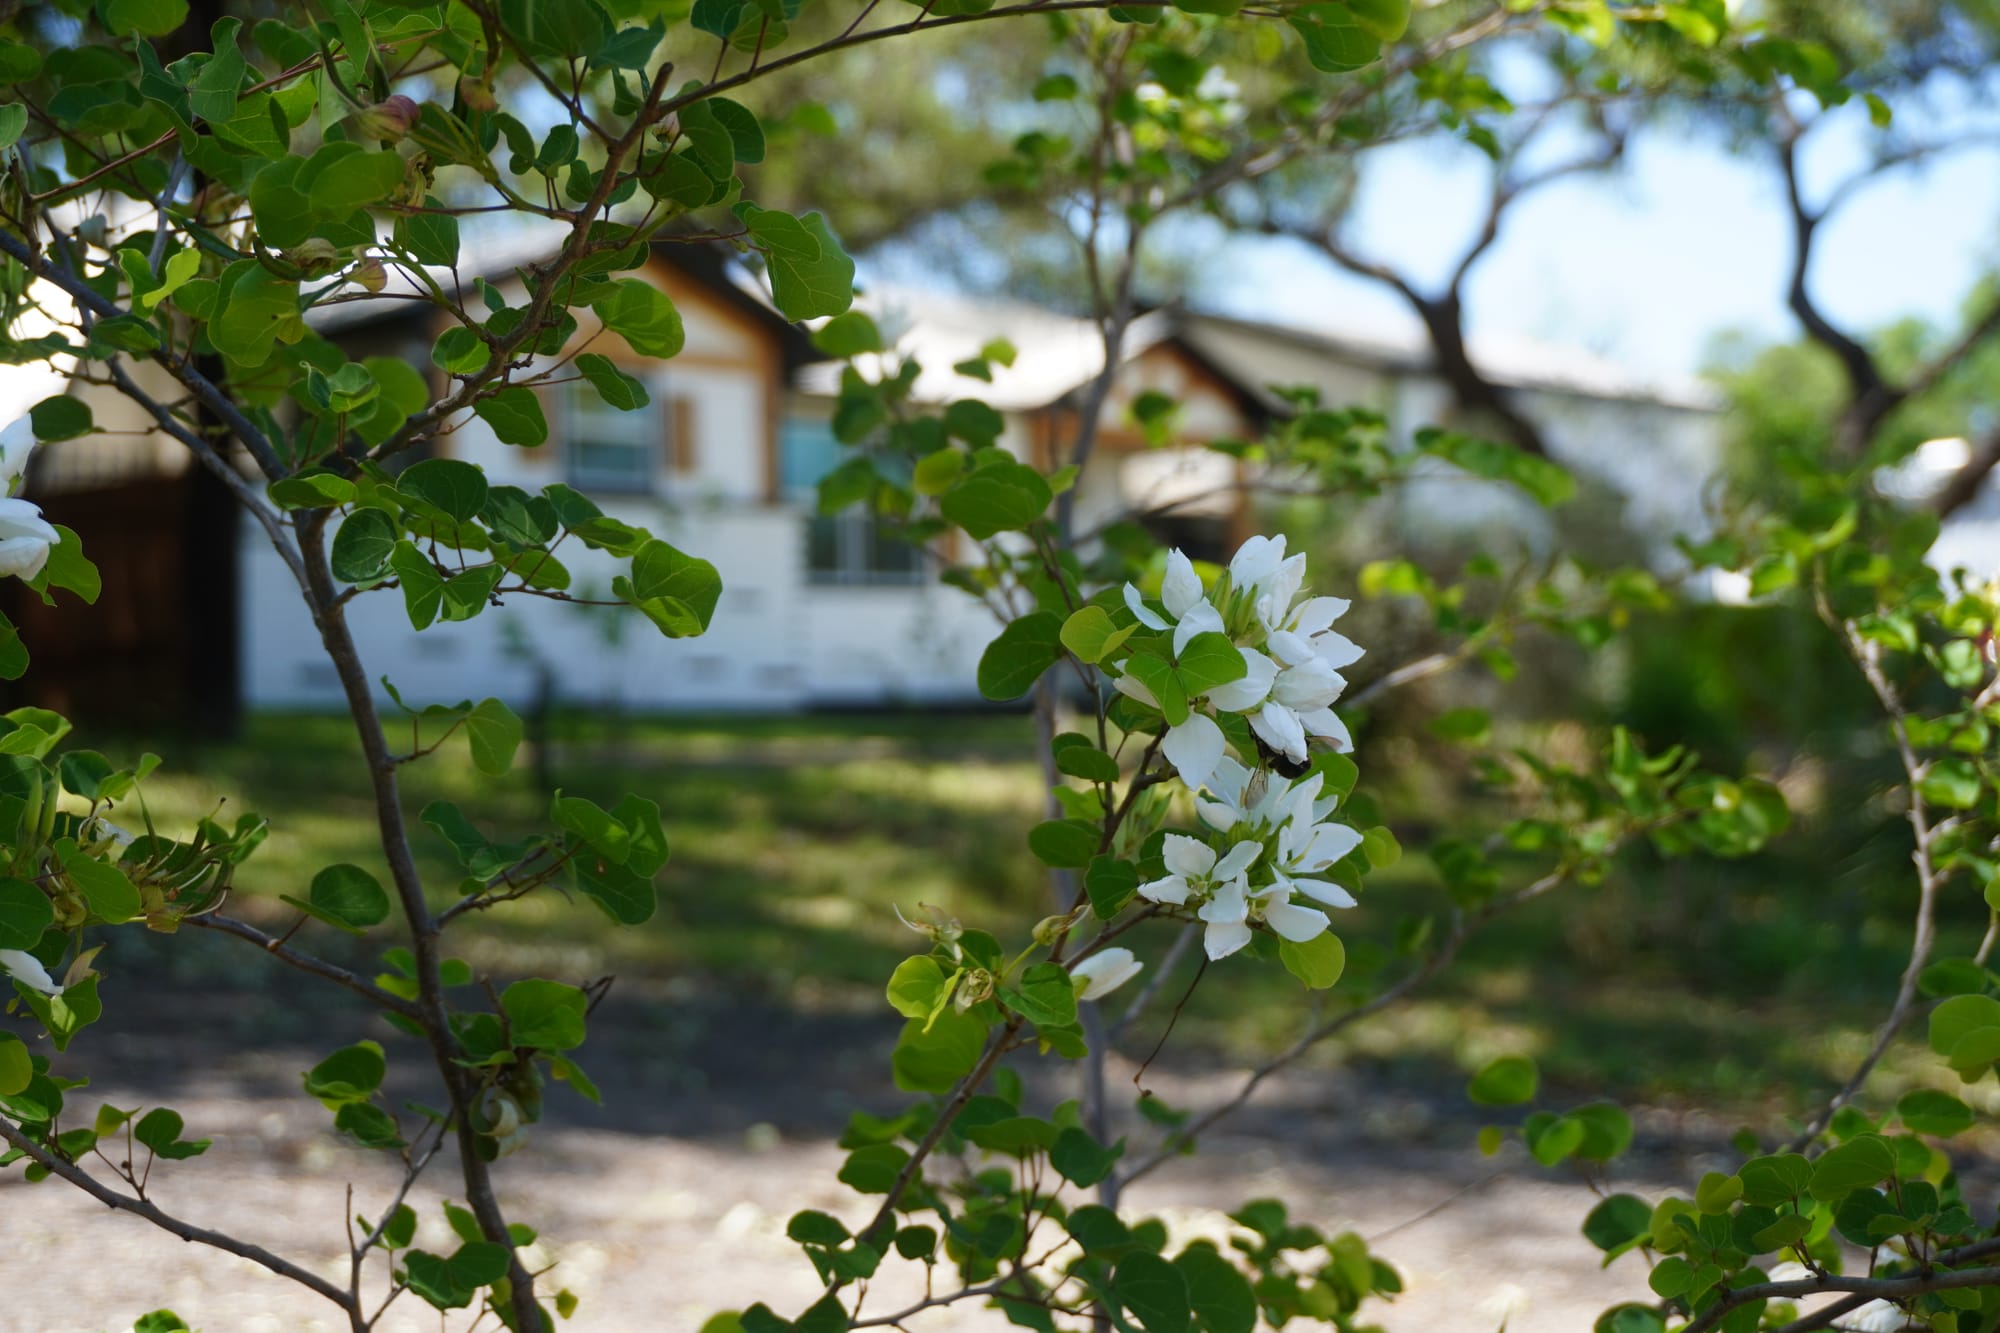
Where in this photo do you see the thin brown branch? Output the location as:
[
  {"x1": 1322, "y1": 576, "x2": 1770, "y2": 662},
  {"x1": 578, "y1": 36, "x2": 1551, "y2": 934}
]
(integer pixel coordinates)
[
  {"x1": 857, "y1": 1019, "x2": 1025, "y2": 1246},
  {"x1": 1118, "y1": 858, "x2": 1587, "y2": 1186},
  {"x1": 1686, "y1": 1237, "x2": 2000, "y2": 1333},
  {"x1": 1787, "y1": 605, "x2": 1946, "y2": 1150},
  {"x1": 293, "y1": 514, "x2": 546, "y2": 1333},
  {"x1": 1777, "y1": 133, "x2": 1896, "y2": 455},
  {"x1": 0, "y1": 229, "x2": 290, "y2": 481},
  {"x1": 0, "y1": 1116, "x2": 358, "y2": 1314},
  {"x1": 185, "y1": 914, "x2": 422, "y2": 1019}
]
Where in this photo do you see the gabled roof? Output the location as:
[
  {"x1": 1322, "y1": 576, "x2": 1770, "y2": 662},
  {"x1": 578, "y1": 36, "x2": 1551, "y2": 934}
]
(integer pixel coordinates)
[
  {"x1": 1181, "y1": 309, "x2": 1723, "y2": 412},
  {"x1": 309, "y1": 228, "x2": 817, "y2": 370},
  {"x1": 790, "y1": 284, "x2": 1269, "y2": 421}
]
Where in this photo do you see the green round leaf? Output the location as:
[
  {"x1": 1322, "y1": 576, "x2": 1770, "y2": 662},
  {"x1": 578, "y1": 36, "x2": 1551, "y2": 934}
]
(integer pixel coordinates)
[
  {"x1": 590, "y1": 279, "x2": 686, "y2": 359},
  {"x1": 0, "y1": 876, "x2": 53, "y2": 951},
  {"x1": 1115, "y1": 1251, "x2": 1191, "y2": 1333},
  {"x1": 28, "y1": 395, "x2": 92, "y2": 442},
  {"x1": 308, "y1": 863, "x2": 390, "y2": 930},
  {"x1": 331, "y1": 509, "x2": 399, "y2": 584},
  {"x1": 1467, "y1": 1054, "x2": 1538, "y2": 1107},
  {"x1": 1581, "y1": 1193, "x2": 1653, "y2": 1253},
  {"x1": 398, "y1": 459, "x2": 490, "y2": 523},
  {"x1": 978, "y1": 612, "x2": 1063, "y2": 700},
  {"x1": 1897, "y1": 1089, "x2": 1975, "y2": 1137},
  {"x1": 502, "y1": 978, "x2": 589, "y2": 1050}
]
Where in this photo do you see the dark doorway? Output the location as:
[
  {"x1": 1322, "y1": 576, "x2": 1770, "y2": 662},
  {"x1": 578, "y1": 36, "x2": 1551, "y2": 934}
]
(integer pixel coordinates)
[{"x1": 1, "y1": 463, "x2": 241, "y2": 736}]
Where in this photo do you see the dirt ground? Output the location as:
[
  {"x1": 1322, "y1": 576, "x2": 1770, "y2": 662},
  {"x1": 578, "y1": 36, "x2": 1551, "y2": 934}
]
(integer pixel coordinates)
[{"x1": 0, "y1": 973, "x2": 1715, "y2": 1333}]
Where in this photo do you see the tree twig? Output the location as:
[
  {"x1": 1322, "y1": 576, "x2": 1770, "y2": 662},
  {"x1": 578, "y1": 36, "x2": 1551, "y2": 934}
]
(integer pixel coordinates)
[
  {"x1": 1787, "y1": 605, "x2": 1946, "y2": 1150},
  {"x1": 185, "y1": 914, "x2": 422, "y2": 1021},
  {"x1": 0, "y1": 1116, "x2": 358, "y2": 1314}
]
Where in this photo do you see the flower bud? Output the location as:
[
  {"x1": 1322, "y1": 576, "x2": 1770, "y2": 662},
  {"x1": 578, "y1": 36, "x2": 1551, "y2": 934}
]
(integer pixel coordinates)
[
  {"x1": 76, "y1": 214, "x2": 109, "y2": 249},
  {"x1": 457, "y1": 77, "x2": 498, "y2": 113},
  {"x1": 955, "y1": 968, "x2": 995, "y2": 1010},
  {"x1": 353, "y1": 94, "x2": 420, "y2": 143},
  {"x1": 1031, "y1": 913, "x2": 1073, "y2": 947},
  {"x1": 351, "y1": 257, "x2": 387, "y2": 293},
  {"x1": 284, "y1": 237, "x2": 340, "y2": 274},
  {"x1": 1070, "y1": 947, "x2": 1143, "y2": 1002},
  {"x1": 483, "y1": 1090, "x2": 523, "y2": 1138}
]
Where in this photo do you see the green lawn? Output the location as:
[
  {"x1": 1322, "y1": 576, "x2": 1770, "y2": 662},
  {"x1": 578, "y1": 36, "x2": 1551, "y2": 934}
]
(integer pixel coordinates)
[{"x1": 81, "y1": 709, "x2": 1964, "y2": 1121}]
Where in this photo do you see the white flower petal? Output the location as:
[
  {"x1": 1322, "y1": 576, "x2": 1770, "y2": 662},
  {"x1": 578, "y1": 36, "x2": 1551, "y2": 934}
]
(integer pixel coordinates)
[
  {"x1": 0, "y1": 535, "x2": 50, "y2": 581},
  {"x1": 1196, "y1": 799, "x2": 1240, "y2": 832},
  {"x1": 1274, "y1": 660, "x2": 1342, "y2": 712},
  {"x1": 1251, "y1": 701, "x2": 1308, "y2": 763},
  {"x1": 1205, "y1": 648, "x2": 1277, "y2": 713},
  {"x1": 1266, "y1": 553, "x2": 1307, "y2": 607},
  {"x1": 1162, "y1": 712, "x2": 1225, "y2": 791},
  {"x1": 0, "y1": 417, "x2": 33, "y2": 453},
  {"x1": 1123, "y1": 582, "x2": 1169, "y2": 631},
  {"x1": 1267, "y1": 630, "x2": 1317, "y2": 667},
  {"x1": 1215, "y1": 840, "x2": 1263, "y2": 879},
  {"x1": 1162, "y1": 833, "x2": 1217, "y2": 879},
  {"x1": 1137, "y1": 874, "x2": 1192, "y2": 905},
  {"x1": 1296, "y1": 823, "x2": 1363, "y2": 871},
  {"x1": 1204, "y1": 756, "x2": 1252, "y2": 806},
  {"x1": 1198, "y1": 880, "x2": 1248, "y2": 924},
  {"x1": 1291, "y1": 878, "x2": 1358, "y2": 909},
  {"x1": 1297, "y1": 707, "x2": 1353, "y2": 751},
  {"x1": 1172, "y1": 602, "x2": 1225, "y2": 658},
  {"x1": 1313, "y1": 631, "x2": 1365, "y2": 671},
  {"x1": 1161, "y1": 550, "x2": 1204, "y2": 619},
  {"x1": 0, "y1": 948, "x2": 60, "y2": 996},
  {"x1": 1202, "y1": 918, "x2": 1254, "y2": 960},
  {"x1": 1290, "y1": 596, "x2": 1350, "y2": 636},
  {"x1": 1281, "y1": 773, "x2": 1326, "y2": 818},
  {"x1": 1072, "y1": 947, "x2": 1142, "y2": 1001},
  {"x1": 1263, "y1": 901, "x2": 1330, "y2": 942},
  {"x1": 0, "y1": 498, "x2": 58, "y2": 542},
  {"x1": 1113, "y1": 672, "x2": 1161, "y2": 709},
  {"x1": 1228, "y1": 535, "x2": 1283, "y2": 592}
]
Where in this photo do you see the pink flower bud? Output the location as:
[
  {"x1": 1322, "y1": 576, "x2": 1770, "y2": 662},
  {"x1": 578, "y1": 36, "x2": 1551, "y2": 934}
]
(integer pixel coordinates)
[{"x1": 354, "y1": 94, "x2": 420, "y2": 143}]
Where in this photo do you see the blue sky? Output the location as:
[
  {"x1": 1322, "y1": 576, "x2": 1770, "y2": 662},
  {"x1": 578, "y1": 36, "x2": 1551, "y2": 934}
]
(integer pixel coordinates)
[{"x1": 1201, "y1": 86, "x2": 2000, "y2": 383}]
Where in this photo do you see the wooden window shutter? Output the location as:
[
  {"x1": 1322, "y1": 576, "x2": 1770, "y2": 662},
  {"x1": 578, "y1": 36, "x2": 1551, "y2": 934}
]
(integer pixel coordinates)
[{"x1": 669, "y1": 395, "x2": 696, "y2": 473}]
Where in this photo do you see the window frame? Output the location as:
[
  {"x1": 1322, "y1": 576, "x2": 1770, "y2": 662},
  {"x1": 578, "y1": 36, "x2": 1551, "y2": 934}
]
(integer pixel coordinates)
[
  {"x1": 781, "y1": 415, "x2": 927, "y2": 588},
  {"x1": 561, "y1": 372, "x2": 668, "y2": 496}
]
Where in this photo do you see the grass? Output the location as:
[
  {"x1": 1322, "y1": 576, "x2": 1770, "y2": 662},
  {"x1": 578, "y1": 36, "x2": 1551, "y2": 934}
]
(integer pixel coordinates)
[{"x1": 77, "y1": 708, "x2": 1966, "y2": 1123}]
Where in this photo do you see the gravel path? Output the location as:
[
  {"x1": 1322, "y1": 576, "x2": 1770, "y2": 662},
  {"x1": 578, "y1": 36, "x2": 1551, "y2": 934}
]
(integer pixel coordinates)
[{"x1": 4, "y1": 1062, "x2": 1673, "y2": 1333}]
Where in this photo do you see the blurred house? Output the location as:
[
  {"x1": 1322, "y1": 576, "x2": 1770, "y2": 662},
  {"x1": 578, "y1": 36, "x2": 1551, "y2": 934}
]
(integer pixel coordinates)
[{"x1": 12, "y1": 240, "x2": 1731, "y2": 724}]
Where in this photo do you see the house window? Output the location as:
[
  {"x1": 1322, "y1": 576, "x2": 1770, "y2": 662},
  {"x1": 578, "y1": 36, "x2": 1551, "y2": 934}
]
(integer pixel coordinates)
[
  {"x1": 564, "y1": 377, "x2": 664, "y2": 494},
  {"x1": 779, "y1": 417, "x2": 922, "y2": 586}
]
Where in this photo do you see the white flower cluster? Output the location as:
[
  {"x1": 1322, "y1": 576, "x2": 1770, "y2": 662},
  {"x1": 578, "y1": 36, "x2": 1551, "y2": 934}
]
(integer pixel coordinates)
[
  {"x1": 1119, "y1": 534, "x2": 1361, "y2": 793},
  {"x1": 0, "y1": 416, "x2": 62, "y2": 582},
  {"x1": 1138, "y1": 764, "x2": 1363, "y2": 960}
]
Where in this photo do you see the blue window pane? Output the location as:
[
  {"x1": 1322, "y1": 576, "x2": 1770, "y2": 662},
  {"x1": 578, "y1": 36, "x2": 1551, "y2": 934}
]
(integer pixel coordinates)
[{"x1": 780, "y1": 417, "x2": 842, "y2": 495}]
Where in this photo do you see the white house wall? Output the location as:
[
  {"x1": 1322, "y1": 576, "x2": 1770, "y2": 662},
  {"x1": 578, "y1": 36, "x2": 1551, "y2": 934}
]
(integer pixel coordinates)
[
  {"x1": 1381, "y1": 370, "x2": 1724, "y2": 564},
  {"x1": 439, "y1": 364, "x2": 769, "y2": 507}
]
